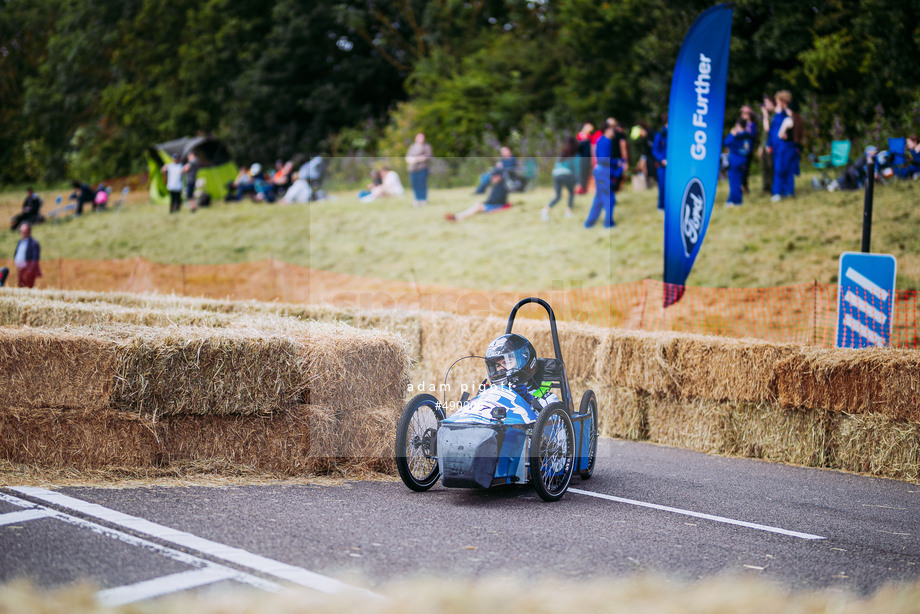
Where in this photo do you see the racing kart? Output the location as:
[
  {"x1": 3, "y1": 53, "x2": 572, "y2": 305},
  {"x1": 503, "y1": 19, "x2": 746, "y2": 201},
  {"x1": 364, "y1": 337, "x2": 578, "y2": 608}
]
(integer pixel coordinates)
[{"x1": 395, "y1": 298, "x2": 598, "y2": 502}]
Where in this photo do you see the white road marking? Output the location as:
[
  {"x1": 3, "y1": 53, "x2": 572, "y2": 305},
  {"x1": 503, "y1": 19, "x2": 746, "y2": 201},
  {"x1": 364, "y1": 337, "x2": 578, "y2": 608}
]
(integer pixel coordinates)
[
  {"x1": 11, "y1": 487, "x2": 380, "y2": 599},
  {"x1": 845, "y1": 267, "x2": 889, "y2": 301},
  {"x1": 842, "y1": 313, "x2": 886, "y2": 346},
  {"x1": 568, "y1": 488, "x2": 825, "y2": 540},
  {"x1": 0, "y1": 491, "x2": 282, "y2": 604},
  {"x1": 97, "y1": 567, "x2": 237, "y2": 607},
  {"x1": 844, "y1": 290, "x2": 887, "y2": 324},
  {"x1": 0, "y1": 508, "x2": 53, "y2": 526}
]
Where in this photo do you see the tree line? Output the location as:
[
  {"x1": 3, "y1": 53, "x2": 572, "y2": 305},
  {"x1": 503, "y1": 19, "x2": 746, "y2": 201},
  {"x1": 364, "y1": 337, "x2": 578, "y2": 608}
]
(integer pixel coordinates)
[{"x1": 2, "y1": 0, "x2": 919, "y2": 185}]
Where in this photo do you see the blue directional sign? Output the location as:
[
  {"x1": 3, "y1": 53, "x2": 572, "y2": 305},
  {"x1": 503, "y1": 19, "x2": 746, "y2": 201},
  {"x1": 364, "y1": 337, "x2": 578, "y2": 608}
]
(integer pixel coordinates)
[{"x1": 836, "y1": 252, "x2": 897, "y2": 348}]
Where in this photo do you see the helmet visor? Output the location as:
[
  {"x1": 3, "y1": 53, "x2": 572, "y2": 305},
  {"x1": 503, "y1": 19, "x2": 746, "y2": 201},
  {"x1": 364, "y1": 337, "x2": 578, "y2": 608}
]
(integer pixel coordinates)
[{"x1": 487, "y1": 350, "x2": 524, "y2": 382}]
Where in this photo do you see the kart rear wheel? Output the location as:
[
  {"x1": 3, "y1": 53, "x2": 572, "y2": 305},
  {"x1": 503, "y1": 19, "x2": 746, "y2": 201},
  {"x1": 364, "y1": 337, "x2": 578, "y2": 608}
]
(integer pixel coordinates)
[
  {"x1": 529, "y1": 403, "x2": 575, "y2": 502},
  {"x1": 578, "y1": 390, "x2": 598, "y2": 479},
  {"x1": 395, "y1": 394, "x2": 444, "y2": 492}
]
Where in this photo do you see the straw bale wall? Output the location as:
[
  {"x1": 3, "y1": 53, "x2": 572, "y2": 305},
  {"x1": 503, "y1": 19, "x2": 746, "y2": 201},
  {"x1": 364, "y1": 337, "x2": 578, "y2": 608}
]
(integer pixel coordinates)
[
  {"x1": 2, "y1": 288, "x2": 917, "y2": 481},
  {"x1": 0, "y1": 305, "x2": 411, "y2": 475}
]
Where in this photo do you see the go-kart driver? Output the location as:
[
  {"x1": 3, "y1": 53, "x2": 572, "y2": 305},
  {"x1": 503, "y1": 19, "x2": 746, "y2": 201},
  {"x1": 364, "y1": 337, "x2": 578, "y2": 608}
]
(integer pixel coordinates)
[{"x1": 484, "y1": 333, "x2": 559, "y2": 409}]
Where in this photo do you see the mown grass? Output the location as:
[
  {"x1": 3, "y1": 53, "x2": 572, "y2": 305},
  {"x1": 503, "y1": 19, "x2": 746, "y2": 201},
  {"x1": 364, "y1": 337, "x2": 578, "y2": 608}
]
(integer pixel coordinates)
[{"x1": 1, "y1": 173, "x2": 919, "y2": 291}]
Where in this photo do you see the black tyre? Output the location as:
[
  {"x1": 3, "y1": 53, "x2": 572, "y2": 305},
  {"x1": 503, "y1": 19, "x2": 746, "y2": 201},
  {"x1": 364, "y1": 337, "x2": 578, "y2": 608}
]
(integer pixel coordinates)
[
  {"x1": 395, "y1": 394, "x2": 445, "y2": 491},
  {"x1": 529, "y1": 403, "x2": 575, "y2": 502},
  {"x1": 578, "y1": 390, "x2": 599, "y2": 480}
]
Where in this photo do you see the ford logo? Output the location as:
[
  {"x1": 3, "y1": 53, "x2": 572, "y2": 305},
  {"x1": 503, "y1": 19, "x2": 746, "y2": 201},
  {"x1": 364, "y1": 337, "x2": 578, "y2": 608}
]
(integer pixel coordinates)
[{"x1": 680, "y1": 178, "x2": 705, "y2": 256}]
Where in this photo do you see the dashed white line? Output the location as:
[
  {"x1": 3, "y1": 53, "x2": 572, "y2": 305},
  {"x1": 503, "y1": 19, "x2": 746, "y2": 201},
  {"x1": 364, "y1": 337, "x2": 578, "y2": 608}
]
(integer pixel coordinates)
[
  {"x1": 0, "y1": 491, "x2": 282, "y2": 604},
  {"x1": 0, "y1": 508, "x2": 53, "y2": 526},
  {"x1": 97, "y1": 567, "x2": 238, "y2": 607},
  {"x1": 10, "y1": 487, "x2": 381, "y2": 599},
  {"x1": 568, "y1": 488, "x2": 825, "y2": 540}
]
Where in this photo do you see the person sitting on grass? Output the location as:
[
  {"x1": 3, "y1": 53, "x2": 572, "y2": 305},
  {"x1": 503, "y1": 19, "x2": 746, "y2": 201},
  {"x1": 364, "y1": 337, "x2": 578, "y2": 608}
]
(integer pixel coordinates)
[
  {"x1": 10, "y1": 187, "x2": 43, "y2": 231},
  {"x1": 360, "y1": 165, "x2": 404, "y2": 202},
  {"x1": 445, "y1": 169, "x2": 509, "y2": 222}
]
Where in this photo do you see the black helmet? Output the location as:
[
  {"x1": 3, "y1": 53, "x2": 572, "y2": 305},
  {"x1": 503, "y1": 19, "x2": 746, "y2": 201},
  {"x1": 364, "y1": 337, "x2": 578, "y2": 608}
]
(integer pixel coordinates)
[{"x1": 485, "y1": 333, "x2": 537, "y2": 386}]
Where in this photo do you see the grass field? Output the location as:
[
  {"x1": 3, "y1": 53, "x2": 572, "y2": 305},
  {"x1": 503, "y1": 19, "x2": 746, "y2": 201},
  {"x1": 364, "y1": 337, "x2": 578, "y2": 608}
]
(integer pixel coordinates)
[{"x1": 2, "y1": 173, "x2": 919, "y2": 291}]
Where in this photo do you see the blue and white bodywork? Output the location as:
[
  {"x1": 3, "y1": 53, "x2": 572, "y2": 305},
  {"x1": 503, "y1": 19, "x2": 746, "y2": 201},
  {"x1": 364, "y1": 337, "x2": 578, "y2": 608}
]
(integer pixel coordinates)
[{"x1": 437, "y1": 386, "x2": 538, "y2": 489}]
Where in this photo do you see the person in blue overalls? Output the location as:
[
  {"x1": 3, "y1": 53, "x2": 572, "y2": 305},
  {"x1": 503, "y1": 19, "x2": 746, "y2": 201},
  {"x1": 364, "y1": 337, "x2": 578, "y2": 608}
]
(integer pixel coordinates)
[
  {"x1": 770, "y1": 90, "x2": 801, "y2": 202},
  {"x1": 585, "y1": 120, "x2": 628, "y2": 229},
  {"x1": 652, "y1": 114, "x2": 668, "y2": 211},
  {"x1": 723, "y1": 118, "x2": 752, "y2": 207}
]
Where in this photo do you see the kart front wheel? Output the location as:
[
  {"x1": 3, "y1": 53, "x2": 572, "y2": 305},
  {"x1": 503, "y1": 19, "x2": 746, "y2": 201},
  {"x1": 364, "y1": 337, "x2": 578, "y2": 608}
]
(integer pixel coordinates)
[
  {"x1": 579, "y1": 390, "x2": 598, "y2": 480},
  {"x1": 395, "y1": 394, "x2": 444, "y2": 492},
  {"x1": 529, "y1": 403, "x2": 575, "y2": 502}
]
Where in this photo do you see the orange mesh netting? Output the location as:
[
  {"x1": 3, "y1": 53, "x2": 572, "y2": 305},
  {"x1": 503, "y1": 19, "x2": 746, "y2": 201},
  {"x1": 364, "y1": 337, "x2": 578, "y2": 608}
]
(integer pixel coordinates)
[{"x1": 2, "y1": 257, "x2": 918, "y2": 349}]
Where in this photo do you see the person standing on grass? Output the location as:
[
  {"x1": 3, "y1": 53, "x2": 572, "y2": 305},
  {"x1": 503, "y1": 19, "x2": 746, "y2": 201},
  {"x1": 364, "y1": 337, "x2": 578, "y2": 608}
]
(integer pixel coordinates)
[
  {"x1": 541, "y1": 137, "x2": 577, "y2": 221},
  {"x1": 13, "y1": 223, "x2": 41, "y2": 288},
  {"x1": 584, "y1": 120, "x2": 627, "y2": 229},
  {"x1": 770, "y1": 90, "x2": 804, "y2": 202},
  {"x1": 162, "y1": 153, "x2": 184, "y2": 213},
  {"x1": 761, "y1": 94, "x2": 776, "y2": 196},
  {"x1": 406, "y1": 132, "x2": 433, "y2": 208},
  {"x1": 740, "y1": 105, "x2": 759, "y2": 194},
  {"x1": 724, "y1": 118, "x2": 752, "y2": 207},
  {"x1": 183, "y1": 151, "x2": 200, "y2": 204}
]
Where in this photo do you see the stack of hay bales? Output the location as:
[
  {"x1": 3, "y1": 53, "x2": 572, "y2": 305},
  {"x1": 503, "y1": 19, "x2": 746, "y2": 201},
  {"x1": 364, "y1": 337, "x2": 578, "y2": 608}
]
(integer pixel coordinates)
[
  {"x1": 0, "y1": 294, "x2": 411, "y2": 477},
  {"x1": 3, "y1": 287, "x2": 919, "y2": 482}
]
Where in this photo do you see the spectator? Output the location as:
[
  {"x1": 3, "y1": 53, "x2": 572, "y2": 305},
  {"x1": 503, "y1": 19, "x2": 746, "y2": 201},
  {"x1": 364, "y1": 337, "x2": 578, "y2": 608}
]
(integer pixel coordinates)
[
  {"x1": 575, "y1": 122, "x2": 595, "y2": 194},
  {"x1": 183, "y1": 151, "x2": 200, "y2": 203},
  {"x1": 360, "y1": 166, "x2": 404, "y2": 202},
  {"x1": 446, "y1": 169, "x2": 509, "y2": 221},
  {"x1": 69, "y1": 180, "x2": 95, "y2": 216},
  {"x1": 93, "y1": 184, "x2": 109, "y2": 210},
  {"x1": 270, "y1": 159, "x2": 293, "y2": 196},
  {"x1": 12, "y1": 223, "x2": 41, "y2": 288},
  {"x1": 161, "y1": 153, "x2": 184, "y2": 212},
  {"x1": 740, "y1": 105, "x2": 759, "y2": 193},
  {"x1": 226, "y1": 164, "x2": 254, "y2": 201},
  {"x1": 724, "y1": 117, "x2": 753, "y2": 207},
  {"x1": 474, "y1": 146, "x2": 517, "y2": 194},
  {"x1": 760, "y1": 94, "x2": 776, "y2": 194},
  {"x1": 251, "y1": 163, "x2": 276, "y2": 203},
  {"x1": 541, "y1": 137, "x2": 578, "y2": 221},
  {"x1": 584, "y1": 120, "x2": 628, "y2": 229},
  {"x1": 0, "y1": 266, "x2": 8, "y2": 288},
  {"x1": 10, "y1": 187, "x2": 43, "y2": 231},
  {"x1": 406, "y1": 132, "x2": 433, "y2": 207},
  {"x1": 629, "y1": 121, "x2": 652, "y2": 191},
  {"x1": 903, "y1": 135, "x2": 920, "y2": 179},
  {"x1": 770, "y1": 90, "x2": 804, "y2": 202},
  {"x1": 652, "y1": 114, "x2": 668, "y2": 211}
]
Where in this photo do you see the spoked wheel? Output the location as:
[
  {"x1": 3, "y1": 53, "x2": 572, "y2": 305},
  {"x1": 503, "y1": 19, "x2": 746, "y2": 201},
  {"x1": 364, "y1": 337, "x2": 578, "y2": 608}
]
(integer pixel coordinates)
[
  {"x1": 578, "y1": 390, "x2": 598, "y2": 479},
  {"x1": 395, "y1": 394, "x2": 445, "y2": 491},
  {"x1": 529, "y1": 403, "x2": 575, "y2": 502}
]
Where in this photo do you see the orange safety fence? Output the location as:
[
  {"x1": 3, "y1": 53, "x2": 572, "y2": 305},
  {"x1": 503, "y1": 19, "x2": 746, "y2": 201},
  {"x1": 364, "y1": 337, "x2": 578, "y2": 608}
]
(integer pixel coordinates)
[{"x1": 2, "y1": 257, "x2": 919, "y2": 349}]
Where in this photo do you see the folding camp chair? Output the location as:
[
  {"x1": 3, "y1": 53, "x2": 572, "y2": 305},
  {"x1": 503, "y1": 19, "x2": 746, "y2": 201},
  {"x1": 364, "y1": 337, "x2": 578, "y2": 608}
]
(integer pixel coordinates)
[
  {"x1": 886, "y1": 137, "x2": 910, "y2": 179},
  {"x1": 811, "y1": 139, "x2": 851, "y2": 188}
]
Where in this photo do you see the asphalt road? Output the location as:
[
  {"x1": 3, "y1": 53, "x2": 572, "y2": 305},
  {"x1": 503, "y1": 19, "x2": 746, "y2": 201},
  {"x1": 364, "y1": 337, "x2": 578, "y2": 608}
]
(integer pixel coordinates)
[{"x1": 2, "y1": 438, "x2": 918, "y2": 604}]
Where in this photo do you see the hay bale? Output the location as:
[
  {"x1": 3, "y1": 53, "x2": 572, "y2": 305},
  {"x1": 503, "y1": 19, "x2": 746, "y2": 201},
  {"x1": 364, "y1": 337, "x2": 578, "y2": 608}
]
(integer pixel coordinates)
[
  {"x1": 596, "y1": 330, "x2": 683, "y2": 396},
  {"x1": 590, "y1": 383, "x2": 648, "y2": 440},
  {"x1": 0, "y1": 328, "x2": 116, "y2": 411},
  {"x1": 775, "y1": 346, "x2": 920, "y2": 421},
  {"x1": 670, "y1": 335, "x2": 796, "y2": 403},
  {"x1": 0, "y1": 404, "x2": 341, "y2": 475},
  {"x1": 0, "y1": 406, "x2": 160, "y2": 468},
  {"x1": 644, "y1": 395, "x2": 727, "y2": 452},
  {"x1": 827, "y1": 412, "x2": 920, "y2": 481},
  {"x1": 293, "y1": 321, "x2": 411, "y2": 461},
  {"x1": 720, "y1": 402, "x2": 832, "y2": 467},
  {"x1": 108, "y1": 324, "x2": 306, "y2": 418}
]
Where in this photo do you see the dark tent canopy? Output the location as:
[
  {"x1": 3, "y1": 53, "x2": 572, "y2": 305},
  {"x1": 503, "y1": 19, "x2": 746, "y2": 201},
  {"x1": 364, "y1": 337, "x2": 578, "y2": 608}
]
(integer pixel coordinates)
[{"x1": 146, "y1": 136, "x2": 237, "y2": 204}]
